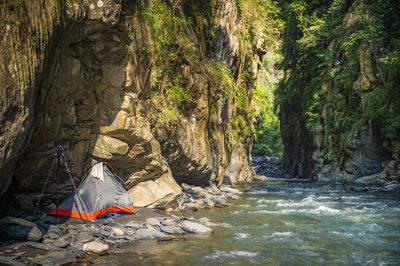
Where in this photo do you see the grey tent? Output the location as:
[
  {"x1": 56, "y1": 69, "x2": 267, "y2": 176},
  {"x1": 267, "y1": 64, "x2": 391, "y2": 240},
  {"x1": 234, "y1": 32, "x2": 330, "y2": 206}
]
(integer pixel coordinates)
[{"x1": 50, "y1": 162, "x2": 135, "y2": 221}]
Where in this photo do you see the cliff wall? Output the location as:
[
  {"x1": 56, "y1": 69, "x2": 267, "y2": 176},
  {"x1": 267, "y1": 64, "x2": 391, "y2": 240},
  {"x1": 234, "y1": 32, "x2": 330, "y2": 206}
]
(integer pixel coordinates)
[
  {"x1": 276, "y1": 0, "x2": 400, "y2": 183},
  {"x1": 0, "y1": 0, "x2": 268, "y2": 209}
]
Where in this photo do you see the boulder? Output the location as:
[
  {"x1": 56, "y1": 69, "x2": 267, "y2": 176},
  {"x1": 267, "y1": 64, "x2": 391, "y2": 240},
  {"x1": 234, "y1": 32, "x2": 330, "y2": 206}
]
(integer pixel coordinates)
[
  {"x1": 76, "y1": 231, "x2": 93, "y2": 243},
  {"x1": 82, "y1": 241, "x2": 109, "y2": 253},
  {"x1": 2, "y1": 225, "x2": 42, "y2": 242},
  {"x1": 225, "y1": 193, "x2": 239, "y2": 200},
  {"x1": 43, "y1": 239, "x2": 69, "y2": 248},
  {"x1": 209, "y1": 184, "x2": 221, "y2": 195},
  {"x1": 35, "y1": 251, "x2": 76, "y2": 266},
  {"x1": 134, "y1": 228, "x2": 166, "y2": 240},
  {"x1": 210, "y1": 196, "x2": 228, "y2": 207},
  {"x1": 203, "y1": 198, "x2": 215, "y2": 208},
  {"x1": 129, "y1": 173, "x2": 181, "y2": 208},
  {"x1": 124, "y1": 222, "x2": 144, "y2": 230},
  {"x1": 146, "y1": 217, "x2": 161, "y2": 227},
  {"x1": 354, "y1": 174, "x2": 379, "y2": 184},
  {"x1": 181, "y1": 221, "x2": 212, "y2": 234},
  {"x1": 182, "y1": 202, "x2": 199, "y2": 211},
  {"x1": 160, "y1": 226, "x2": 185, "y2": 235}
]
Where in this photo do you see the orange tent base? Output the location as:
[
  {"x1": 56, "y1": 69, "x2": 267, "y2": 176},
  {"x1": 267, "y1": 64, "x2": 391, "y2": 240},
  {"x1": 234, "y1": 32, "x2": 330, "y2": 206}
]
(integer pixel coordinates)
[{"x1": 49, "y1": 206, "x2": 135, "y2": 221}]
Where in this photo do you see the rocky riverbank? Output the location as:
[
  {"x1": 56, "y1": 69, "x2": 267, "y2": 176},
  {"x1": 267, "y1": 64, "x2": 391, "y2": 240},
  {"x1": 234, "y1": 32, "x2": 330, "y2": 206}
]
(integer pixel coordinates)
[{"x1": 0, "y1": 183, "x2": 242, "y2": 265}]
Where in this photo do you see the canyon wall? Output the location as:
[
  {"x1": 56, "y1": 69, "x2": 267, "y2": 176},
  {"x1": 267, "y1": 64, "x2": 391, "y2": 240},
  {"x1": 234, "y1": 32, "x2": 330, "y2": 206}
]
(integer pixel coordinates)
[
  {"x1": 277, "y1": 0, "x2": 400, "y2": 183},
  {"x1": 0, "y1": 0, "x2": 268, "y2": 210}
]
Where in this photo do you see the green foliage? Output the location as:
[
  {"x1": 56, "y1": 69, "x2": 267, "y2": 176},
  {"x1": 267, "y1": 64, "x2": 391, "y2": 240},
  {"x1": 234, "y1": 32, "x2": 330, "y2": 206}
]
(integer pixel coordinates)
[
  {"x1": 253, "y1": 83, "x2": 283, "y2": 156},
  {"x1": 275, "y1": 0, "x2": 400, "y2": 154}
]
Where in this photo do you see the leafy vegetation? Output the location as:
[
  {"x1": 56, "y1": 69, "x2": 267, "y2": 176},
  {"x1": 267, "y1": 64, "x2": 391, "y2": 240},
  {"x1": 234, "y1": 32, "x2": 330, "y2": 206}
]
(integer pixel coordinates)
[{"x1": 275, "y1": 0, "x2": 400, "y2": 151}]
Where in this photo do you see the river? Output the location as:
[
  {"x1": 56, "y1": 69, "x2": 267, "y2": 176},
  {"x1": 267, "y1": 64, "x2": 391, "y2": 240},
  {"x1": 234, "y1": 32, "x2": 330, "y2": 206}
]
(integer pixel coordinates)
[{"x1": 85, "y1": 178, "x2": 400, "y2": 265}]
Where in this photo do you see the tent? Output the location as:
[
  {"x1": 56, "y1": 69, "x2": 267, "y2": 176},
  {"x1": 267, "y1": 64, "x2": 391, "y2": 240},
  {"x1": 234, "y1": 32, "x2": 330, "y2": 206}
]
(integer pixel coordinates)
[{"x1": 50, "y1": 162, "x2": 135, "y2": 221}]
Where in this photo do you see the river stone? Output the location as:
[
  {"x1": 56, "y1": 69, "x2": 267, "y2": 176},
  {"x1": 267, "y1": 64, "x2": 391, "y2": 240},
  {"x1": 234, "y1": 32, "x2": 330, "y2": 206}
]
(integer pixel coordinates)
[
  {"x1": 124, "y1": 221, "x2": 144, "y2": 229},
  {"x1": 219, "y1": 186, "x2": 242, "y2": 194},
  {"x1": 354, "y1": 174, "x2": 379, "y2": 184},
  {"x1": 210, "y1": 196, "x2": 228, "y2": 207},
  {"x1": 43, "y1": 239, "x2": 70, "y2": 248},
  {"x1": 181, "y1": 221, "x2": 212, "y2": 234},
  {"x1": 203, "y1": 198, "x2": 215, "y2": 208},
  {"x1": 160, "y1": 225, "x2": 185, "y2": 235},
  {"x1": 134, "y1": 228, "x2": 166, "y2": 240},
  {"x1": 35, "y1": 251, "x2": 76, "y2": 266},
  {"x1": 225, "y1": 193, "x2": 239, "y2": 200},
  {"x1": 146, "y1": 217, "x2": 161, "y2": 227},
  {"x1": 111, "y1": 227, "x2": 124, "y2": 236},
  {"x1": 2, "y1": 225, "x2": 42, "y2": 242},
  {"x1": 76, "y1": 231, "x2": 93, "y2": 243},
  {"x1": 209, "y1": 184, "x2": 222, "y2": 195},
  {"x1": 182, "y1": 202, "x2": 199, "y2": 211},
  {"x1": 82, "y1": 241, "x2": 109, "y2": 253}
]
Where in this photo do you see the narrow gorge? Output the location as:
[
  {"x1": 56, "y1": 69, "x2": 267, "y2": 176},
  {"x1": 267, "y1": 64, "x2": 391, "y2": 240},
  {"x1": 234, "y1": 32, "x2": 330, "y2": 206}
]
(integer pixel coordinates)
[{"x1": 0, "y1": 0, "x2": 399, "y2": 264}]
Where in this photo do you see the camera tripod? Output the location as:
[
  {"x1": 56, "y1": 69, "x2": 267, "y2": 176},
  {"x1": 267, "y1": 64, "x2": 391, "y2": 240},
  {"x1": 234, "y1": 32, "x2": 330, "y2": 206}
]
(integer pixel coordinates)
[{"x1": 33, "y1": 145, "x2": 78, "y2": 220}]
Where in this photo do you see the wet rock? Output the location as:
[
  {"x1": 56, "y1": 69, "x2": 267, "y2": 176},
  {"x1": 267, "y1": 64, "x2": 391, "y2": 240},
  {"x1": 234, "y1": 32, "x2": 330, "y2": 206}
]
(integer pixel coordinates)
[
  {"x1": 210, "y1": 196, "x2": 228, "y2": 207},
  {"x1": 198, "y1": 217, "x2": 219, "y2": 227},
  {"x1": 349, "y1": 186, "x2": 368, "y2": 192},
  {"x1": 219, "y1": 186, "x2": 242, "y2": 194},
  {"x1": 209, "y1": 184, "x2": 222, "y2": 195},
  {"x1": 354, "y1": 174, "x2": 378, "y2": 185},
  {"x1": 385, "y1": 183, "x2": 399, "y2": 190},
  {"x1": 182, "y1": 202, "x2": 199, "y2": 211},
  {"x1": 146, "y1": 217, "x2": 161, "y2": 227},
  {"x1": 202, "y1": 198, "x2": 215, "y2": 208},
  {"x1": 35, "y1": 251, "x2": 76, "y2": 266},
  {"x1": 254, "y1": 174, "x2": 268, "y2": 181},
  {"x1": 111, "y1": 227, "x2": 124, "y2": 236},
  {"x1": 181, "y1": 221, "x2": 212, "y2": 234},
  {"x1": 160, "y1": 226, "x2": 185, "y2": 235},
  {"x1": 2, "y1": 225, "x2": 42, "y2": 242},
  {"x1": 134, "y1": 228, "x2": 166, "y2": 240},
  {"x1": 224, "y1": 193, "x2": 239, "y2": 200},
  {"x1": 252, "y1": 156, "x2": 288, "y2": 178},
  {"x1": 82, "y1": 241, "x2": 109, "y2": 253}
]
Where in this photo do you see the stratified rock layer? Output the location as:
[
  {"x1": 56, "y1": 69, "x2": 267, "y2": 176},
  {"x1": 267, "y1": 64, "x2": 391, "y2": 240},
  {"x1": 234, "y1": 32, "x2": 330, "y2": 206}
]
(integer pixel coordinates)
[{"x1": 0, "y1": 0, "x2": 265, "y2": 208}]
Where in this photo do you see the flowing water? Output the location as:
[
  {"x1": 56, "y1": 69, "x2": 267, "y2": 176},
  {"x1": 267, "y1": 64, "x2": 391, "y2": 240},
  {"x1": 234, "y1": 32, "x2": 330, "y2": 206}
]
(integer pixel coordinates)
[{"x1": 87, "y1": 179, "x2": 400, "y2": 265}]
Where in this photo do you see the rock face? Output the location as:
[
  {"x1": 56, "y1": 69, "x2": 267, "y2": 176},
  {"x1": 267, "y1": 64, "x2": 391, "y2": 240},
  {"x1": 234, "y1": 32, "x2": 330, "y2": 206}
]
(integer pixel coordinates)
[
  {"x1": 0, "y1": 0, "x2": 266, "y2": 208},
  {"x1": 277, "y1": 0, "x2": 400, "y2": 183}
]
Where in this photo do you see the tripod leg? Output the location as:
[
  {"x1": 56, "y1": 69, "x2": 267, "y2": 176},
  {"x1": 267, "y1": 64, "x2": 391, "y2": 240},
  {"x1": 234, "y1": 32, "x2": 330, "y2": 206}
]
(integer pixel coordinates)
[
  {"x1": 33, "y1": 153, "x2": 57, "y2": 218},
  {"x1": 61, "y1": 153, "x2": 77, "y2": 191},
  {"x1": 56, "y1": 152, "x2": 61, "y2": 222}
]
